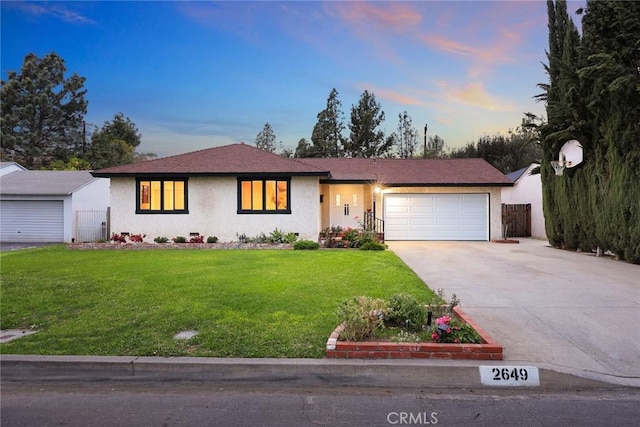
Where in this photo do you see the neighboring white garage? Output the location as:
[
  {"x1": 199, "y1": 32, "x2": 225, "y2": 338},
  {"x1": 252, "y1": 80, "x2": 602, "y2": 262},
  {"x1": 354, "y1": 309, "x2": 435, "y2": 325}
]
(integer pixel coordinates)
[
  {"x1": 0, "y1": 169, "x2": 110, "y2": 243},
  {"x1": 0, "y1": 200, "x2": 64, "y2": 242},
  {"x1": 384, "y1": 193, "x2": 489, "y2": 241}
]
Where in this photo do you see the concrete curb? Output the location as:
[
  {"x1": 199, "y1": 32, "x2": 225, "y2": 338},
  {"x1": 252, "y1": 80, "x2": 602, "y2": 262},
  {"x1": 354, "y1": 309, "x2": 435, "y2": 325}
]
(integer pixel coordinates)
[{"x1": 1, "y1": 355, "x2": 628, "y2": 390}]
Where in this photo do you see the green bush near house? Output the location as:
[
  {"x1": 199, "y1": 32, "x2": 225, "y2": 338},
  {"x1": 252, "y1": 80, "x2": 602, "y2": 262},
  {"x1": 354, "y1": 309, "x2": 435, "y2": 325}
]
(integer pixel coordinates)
[
  {"x1": 0, "y1": 245, "x2": 435, "y2": 358},
  {"x1": 359, "y1": 241, "x2": 386, "y2": 251},
  {"x1": 386, "y1": 293, "x2": 427, "y2": 332},
  {"x1": 293, "y1": 240, "x2": 319, "y2": 250}
]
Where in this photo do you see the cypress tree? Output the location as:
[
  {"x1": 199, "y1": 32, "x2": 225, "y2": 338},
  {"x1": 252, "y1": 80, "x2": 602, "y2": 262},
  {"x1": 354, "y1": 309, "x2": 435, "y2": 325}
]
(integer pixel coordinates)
[{"x1": 540, "y1": 0, "x2": 640, "y2": 261}]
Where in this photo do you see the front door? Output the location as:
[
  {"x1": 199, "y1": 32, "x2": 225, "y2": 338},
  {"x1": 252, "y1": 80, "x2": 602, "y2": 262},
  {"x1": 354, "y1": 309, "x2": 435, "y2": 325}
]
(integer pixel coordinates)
[{"x1": 330, "y1": 185, "x2": 364, "y2": 229}]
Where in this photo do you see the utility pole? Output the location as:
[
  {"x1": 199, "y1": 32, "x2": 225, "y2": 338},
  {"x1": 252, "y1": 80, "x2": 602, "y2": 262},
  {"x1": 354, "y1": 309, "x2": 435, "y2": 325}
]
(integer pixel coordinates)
[{"x1": 423, "y1": 124, "x2": 428, "y2": 159}]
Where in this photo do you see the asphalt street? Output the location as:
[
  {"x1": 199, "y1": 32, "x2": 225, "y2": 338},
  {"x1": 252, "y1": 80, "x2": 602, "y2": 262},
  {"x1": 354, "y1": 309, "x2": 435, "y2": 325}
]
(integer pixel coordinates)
[{"x1": 2, "y1": 382, "x2": 639, "y2": 427}]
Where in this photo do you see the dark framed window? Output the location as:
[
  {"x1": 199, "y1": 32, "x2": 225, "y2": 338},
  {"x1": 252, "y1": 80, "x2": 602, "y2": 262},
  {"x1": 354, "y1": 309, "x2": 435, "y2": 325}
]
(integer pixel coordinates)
[
  {"x1": 238, "y1": 178, "x2": 291, "y2": 214},
  {"x1": 137, "y1": 178, "x2": 188, "y2": 214}
]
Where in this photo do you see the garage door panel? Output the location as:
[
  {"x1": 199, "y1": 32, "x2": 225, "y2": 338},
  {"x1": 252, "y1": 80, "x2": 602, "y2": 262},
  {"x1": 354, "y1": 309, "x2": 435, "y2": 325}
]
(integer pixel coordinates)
[
  {"x1": 384, "y1": 193, "x2": 488, "y2": 241},
  {"x1": 0, "y1": 201, "x2": 64, "y2": 242}
]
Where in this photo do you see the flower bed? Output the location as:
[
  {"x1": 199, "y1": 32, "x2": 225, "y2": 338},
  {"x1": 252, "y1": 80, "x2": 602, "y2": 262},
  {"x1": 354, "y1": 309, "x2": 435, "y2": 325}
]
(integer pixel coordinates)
[
  {"x1": 326, "y1": 306, "x2": 503, "y2": 360},
  {"x1": 67, "y1": 242, "x2": 292, "y2": 250}
]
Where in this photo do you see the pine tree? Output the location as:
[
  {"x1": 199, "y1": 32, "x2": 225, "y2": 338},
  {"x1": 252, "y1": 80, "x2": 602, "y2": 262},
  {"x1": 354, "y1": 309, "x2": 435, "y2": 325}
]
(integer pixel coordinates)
[
  {"x1": 392, "y1": 111, "x2": 419, "y2": 158},
  {"x1": 1, "y1": 52, "x2": 88, "y2": 168},
  {"x1": 345, "y1": 90, "x2": 391, "y2": 158},
  {"x1": 310, "y1": 88, "x2": 345, "y2": 157},
  {"x1": 255, "y1": 123, "x2": 278, "y2": 153}
]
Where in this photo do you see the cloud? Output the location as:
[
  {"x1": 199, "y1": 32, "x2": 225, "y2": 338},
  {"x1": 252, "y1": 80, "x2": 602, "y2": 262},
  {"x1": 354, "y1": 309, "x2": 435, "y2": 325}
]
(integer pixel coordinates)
[
  {"x1": 436, "y1": 81, "x2": 517, "y2": 112},
  {"x1": 325, "y1": 1, "x2": 422, "y2": 63},
  {"x1": 364, "y1": 86, "x2": 425, "y2": 107},
  {"x1": 7, "y1": 1, "x2": 95, "y2": 24},
  {"x1": 328, "y1": 1, "x2": 421, "y2": 30}
]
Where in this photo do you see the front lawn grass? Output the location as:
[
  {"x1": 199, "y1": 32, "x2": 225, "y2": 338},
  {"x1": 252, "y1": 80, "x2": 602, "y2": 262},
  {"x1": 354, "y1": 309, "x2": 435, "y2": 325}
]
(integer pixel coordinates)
[{"x1": 1, "y1": 245, "x2": 435, "y2": 358}]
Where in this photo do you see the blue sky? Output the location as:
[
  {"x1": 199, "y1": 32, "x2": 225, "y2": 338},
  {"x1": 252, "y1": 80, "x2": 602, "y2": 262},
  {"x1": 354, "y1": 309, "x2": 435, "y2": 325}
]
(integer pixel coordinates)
[{"x1": 1, "y1": 1, "x2": 585, "y2": 157}]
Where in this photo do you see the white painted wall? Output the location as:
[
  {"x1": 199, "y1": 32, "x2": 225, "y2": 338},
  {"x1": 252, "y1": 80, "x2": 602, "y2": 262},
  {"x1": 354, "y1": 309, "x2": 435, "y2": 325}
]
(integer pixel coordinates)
[
  {"x1": 501, "y1": 164, "x2": 546, "y2": 239},
  {"x1": 110, "y1": 176, "x2": 321, "y2": 242},
  {"x1": 71, "y1": 178, "x2": 110, "y2": 242},
  {"x1": 381, "y1": 187, "x2": 504, "y2": 241}
]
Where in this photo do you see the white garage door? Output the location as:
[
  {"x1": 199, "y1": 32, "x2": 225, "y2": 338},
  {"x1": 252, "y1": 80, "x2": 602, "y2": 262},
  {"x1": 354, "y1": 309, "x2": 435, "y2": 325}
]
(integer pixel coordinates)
[
  {"x1": 0, "y1": 200, "x2": 64, "y2": 242},
  {"x1": 384, "y1": 194, "x2": 489, "y2": 241}
]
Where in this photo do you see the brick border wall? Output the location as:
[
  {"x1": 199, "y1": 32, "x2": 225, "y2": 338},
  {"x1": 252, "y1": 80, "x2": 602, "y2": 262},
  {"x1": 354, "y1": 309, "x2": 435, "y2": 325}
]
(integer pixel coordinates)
[{"x1": 326, "y1": 307, "x2": 503, "y2": 360}]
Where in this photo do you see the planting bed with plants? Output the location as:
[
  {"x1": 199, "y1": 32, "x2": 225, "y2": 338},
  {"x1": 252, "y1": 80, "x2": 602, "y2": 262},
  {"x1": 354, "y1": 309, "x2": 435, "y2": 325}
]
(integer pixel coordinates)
[{"x1": 327, "y1": 291, "x2": 503, "y2": 360}]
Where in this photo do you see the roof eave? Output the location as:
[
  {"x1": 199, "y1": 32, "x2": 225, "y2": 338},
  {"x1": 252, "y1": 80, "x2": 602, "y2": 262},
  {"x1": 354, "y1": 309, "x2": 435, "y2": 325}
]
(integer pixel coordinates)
[{"x1": 91, "y1": 171, "x2": 330, "y2": 178}]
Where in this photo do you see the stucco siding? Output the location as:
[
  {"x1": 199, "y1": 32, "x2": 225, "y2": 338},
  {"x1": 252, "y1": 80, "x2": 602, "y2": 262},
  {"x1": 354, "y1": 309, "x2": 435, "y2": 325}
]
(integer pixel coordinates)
[
  {"x1": 110, "y1": 176, "x2": 320, "y2": 242},
  {"x1": 502, "y1": 167, "x2": 546, "y2": 239}
]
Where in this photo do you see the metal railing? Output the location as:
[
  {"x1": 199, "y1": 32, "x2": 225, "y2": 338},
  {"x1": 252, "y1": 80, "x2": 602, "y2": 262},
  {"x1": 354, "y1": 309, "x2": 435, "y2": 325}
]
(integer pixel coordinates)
[{"x1": 363, "y1": 211, "x2": 384, "y2": 235}]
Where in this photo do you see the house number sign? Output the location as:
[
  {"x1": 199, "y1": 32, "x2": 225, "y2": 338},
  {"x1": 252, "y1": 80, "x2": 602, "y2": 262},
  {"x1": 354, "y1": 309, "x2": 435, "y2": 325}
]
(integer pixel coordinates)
[{"x1": 479, "y1": 366, "x2": 540, "y2": 386}]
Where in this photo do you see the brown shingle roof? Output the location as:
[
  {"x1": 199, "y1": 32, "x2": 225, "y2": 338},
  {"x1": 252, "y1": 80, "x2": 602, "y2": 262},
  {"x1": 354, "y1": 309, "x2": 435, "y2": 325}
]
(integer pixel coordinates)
[
  {"x1": 92, "y1": 143, "x2": 330, "y2": 177},
  {"x1": 92, "y1": 143, "x2": 511, "y2": 186},
  {"x1": 300, "y1": 157, "x2": 512, "y2": 186}
]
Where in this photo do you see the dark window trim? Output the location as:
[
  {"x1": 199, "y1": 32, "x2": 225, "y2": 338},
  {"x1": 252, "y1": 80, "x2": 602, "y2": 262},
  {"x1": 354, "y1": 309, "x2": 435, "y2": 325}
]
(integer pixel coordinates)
[
  {"x1": 136, "y1": 178, "x2": 189, "y2": 214},
  {"x1": 237, "y1": 177, "x2": 292, "y2": 214}
]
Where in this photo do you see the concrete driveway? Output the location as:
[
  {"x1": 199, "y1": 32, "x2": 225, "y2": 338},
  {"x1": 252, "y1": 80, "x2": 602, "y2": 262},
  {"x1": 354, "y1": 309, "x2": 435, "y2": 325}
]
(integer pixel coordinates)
[{"x1": 388, "y1": 239, "x2": 640, "y2": 387}]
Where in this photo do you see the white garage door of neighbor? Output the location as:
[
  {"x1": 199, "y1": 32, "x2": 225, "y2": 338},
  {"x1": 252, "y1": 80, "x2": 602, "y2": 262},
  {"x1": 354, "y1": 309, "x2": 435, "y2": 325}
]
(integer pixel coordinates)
[
  {"x1": 0, "y1": 200, "x2": 64, "y2": 242},
  {"x1": 384, "y1": 194, "x2": 489, "y2": 241}
]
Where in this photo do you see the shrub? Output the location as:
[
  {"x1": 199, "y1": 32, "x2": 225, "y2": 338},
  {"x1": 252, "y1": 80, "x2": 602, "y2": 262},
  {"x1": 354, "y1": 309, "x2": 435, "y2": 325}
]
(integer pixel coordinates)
[
  {"x1": 129, "y1": 234, "x2": 145, "y2": 243},
  {"x1": 386, "y1": 293, "x2": 427, "y2": 332},
  {"x1": 189, "y1": 235, "x2": 204, "y2": 243},
  {"x1": 269, "y1": 228, "x2": 286, "y2": 243},
  {"x1": 343, "y1": 228, "x2": 359, "y2": 242},
  {"x1": 293, "y1": 240, "x2": 319, "y2": 250},
  {"x1": 426, "y1": 288, "x2": 460, "y2": 318},
  {"x1": 336, "y1": 296, "x2": 388, "y2": 341},
  {"x1": 206, "y1": 236, "x2": 218, "y2": 243},
  {"x1": 285, "y1": 232, "x2": 298, "y2": 244},
  {"x1": 154, "y1": 236, "x2": 169, "y2": 244},
  {"x1": 429, "y1": 316, "x2": 481, "y2": 344},
  {"x1": 111, "y1": 233, "x2": 126, "y2": 244},
  {"x1": 359, "y1": 241, "x2": 386, "y2": 251},
  {"x1": 319, "y1": 226, "x2": 344, "y2": 248},
  {"x1": 172, "y1": 236, "x2": 187, "y2": 243}
]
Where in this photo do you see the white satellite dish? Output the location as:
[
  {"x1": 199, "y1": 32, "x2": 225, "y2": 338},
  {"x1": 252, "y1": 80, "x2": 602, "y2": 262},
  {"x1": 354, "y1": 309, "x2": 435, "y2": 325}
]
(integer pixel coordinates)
[{"x1": 551, "y1": 140, "x2": 583, "y2": 175}]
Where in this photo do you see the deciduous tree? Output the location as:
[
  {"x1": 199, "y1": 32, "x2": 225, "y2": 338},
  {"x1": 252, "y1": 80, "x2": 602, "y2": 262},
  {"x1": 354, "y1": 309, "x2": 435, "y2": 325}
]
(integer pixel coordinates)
[{"x1": 86, "y1": 113, "x2": 141, "y2": 169}]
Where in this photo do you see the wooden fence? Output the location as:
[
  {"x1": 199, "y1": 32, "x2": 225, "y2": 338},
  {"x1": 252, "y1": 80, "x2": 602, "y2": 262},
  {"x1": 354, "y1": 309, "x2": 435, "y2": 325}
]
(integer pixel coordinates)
[{"x1": 501, "y1": 204, "x2": 531, "y2": 238}]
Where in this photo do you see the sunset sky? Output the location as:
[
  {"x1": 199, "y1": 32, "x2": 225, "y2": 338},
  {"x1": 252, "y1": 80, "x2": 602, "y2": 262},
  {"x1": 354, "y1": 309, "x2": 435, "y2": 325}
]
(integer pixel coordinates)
[{"x1": 1, "y1": 1, "x2": 585, "y2": 157}]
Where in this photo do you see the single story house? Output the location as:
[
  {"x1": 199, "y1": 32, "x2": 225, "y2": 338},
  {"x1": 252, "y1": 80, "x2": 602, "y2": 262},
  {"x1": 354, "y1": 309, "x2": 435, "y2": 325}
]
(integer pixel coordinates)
[
  {"x1": 92, "y1": 143, "x2": 512, "y2": 242},
  {"x1": 502, "y1": 163, "x2": 546, "y2": 239},
  {"x1": 0, "y1": 170, "x2": 110, "y2": 243}
]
